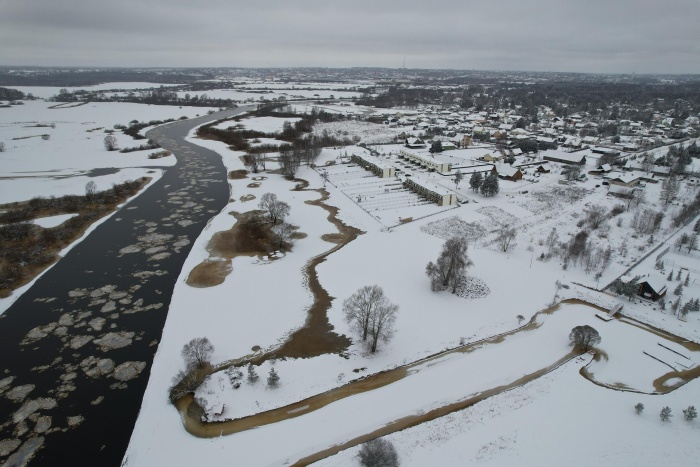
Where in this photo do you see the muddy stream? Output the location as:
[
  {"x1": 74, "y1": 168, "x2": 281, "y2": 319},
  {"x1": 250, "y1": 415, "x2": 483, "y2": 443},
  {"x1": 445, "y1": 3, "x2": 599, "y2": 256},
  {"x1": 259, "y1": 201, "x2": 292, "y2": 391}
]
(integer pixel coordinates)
[{"x1": 173, "y1": 297, "x2": 700, "y2": 466}]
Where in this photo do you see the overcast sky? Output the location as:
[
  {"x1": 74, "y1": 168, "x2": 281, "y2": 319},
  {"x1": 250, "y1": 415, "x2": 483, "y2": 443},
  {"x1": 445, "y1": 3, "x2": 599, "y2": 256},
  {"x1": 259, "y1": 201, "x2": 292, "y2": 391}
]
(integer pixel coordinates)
[{"x1": 1, "y1": 0, "x2": 699, "y2": 74}]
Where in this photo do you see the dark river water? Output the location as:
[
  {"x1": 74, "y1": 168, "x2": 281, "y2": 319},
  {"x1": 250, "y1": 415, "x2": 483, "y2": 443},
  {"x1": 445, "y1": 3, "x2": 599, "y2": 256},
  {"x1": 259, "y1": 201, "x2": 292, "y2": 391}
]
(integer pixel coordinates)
[{"x1": 0, "y1": 107, "x2": 250, "y2": 466}]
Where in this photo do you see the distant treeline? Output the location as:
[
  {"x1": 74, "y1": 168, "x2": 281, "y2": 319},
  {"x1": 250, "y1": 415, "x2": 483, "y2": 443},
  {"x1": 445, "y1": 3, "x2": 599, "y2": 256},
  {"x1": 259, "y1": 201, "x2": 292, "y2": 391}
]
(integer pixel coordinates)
[
  {"x1": 197, "y1": 103, "x2": 351, "y2": 152},
  {"x1": 0, "y1": 70, "x2": 208, "y2": 87},
  {"x1": 0, "y1": 87, "x2": 25, "y2": 100},
  {"x1": 49, "y1": 87, "x2": 235, "y2": 108}
]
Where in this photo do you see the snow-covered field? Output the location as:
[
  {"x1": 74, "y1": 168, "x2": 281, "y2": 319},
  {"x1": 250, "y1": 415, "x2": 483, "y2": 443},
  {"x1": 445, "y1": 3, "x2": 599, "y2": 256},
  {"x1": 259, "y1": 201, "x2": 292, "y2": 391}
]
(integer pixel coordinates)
[
  {"x1": 0, "y1": 100, "x2": 216, "y2": 204},
  {"x1": 7, "y1": 82, "x2": 182, "y2": 99},
  {"x1": 317, "y1": 354, "x2": 700, "y2": 467},
  {"x1": 214, "y1": 116, "x2": 301, "y2": 133},
  {"x1": 125, "y1": 120, "x2": 700, "y2": 465}
]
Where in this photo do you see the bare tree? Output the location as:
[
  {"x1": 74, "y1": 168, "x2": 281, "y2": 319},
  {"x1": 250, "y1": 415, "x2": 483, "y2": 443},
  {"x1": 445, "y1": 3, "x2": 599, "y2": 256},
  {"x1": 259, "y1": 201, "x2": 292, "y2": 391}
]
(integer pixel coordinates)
[
  {"x1": 271, "y1": 222, "x2": 295, "y2": 249},
  {"x1": 564, "y1": 164, "x2": 581, "y2": 181},
  {"x1": 258, "y1": 193, "x2": 290, "y2": 224},
  {"x1": 367, "y1": 298, "x2": 398, "y2": 353},
  {"x1": 343, "y1": 285, "x2": 387, "y2": 342},
  {"x1": 181, "y1": 337, "x2": 214, "y2": 368},
  {"x1": 279, "y1": 144, "x2": 301, "y2": 179},
  {"x1": 569, "y1": 325, "x2": 601, "y2": 351},
  {"x1": 659, "y1": 176, "x2": 679, "y2": 205},
  {"x1": 585, "y1": 204, "x2": 607, "y2": 229},
  {"x1": 343, "y1": 285, "x2": 398, "y2": 353},
  {"x1": 85, "y1": 181, "x2": 97, "y2": 200},
  {"x1": 357, "y1": 438, "x2": 400, "y2": 467},
  {"x1": 243, "y1": 153, "x2": 261, "y2": 173},
  {"x1": 545, "y1": 228, "x2": 559, "y2": 258},
  {"x1": 104, "y1": 135, "x2": 118, "y2": 151},
  {"x1": 169, "y1": 368, "x2": 202, "y2": 404},
  {"x1": 0, "y1": 141, "x2": 5, "y2": 152},
  {"x1": 496, "y1": 226, "x2": 517, "y2": 252},
  {"x1": 426, "y1": 236, "x2": 473, "y2": 293}
]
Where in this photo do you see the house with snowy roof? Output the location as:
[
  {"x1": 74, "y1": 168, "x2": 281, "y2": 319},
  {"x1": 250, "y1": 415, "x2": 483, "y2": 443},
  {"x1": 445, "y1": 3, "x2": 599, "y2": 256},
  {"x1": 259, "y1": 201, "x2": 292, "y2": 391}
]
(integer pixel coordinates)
[
  {"x1": 542, "y1": 150, "x2": 587, "y2": 165},
  {"x1": 492, "y1": 164, "x2": 523, "y2": 182},
  {"x1": 638, "y1": 277, "x2": 667, "y2": 301},
  {"x1": 405, "y1": 137, "x2": 426, "y2": 148}
]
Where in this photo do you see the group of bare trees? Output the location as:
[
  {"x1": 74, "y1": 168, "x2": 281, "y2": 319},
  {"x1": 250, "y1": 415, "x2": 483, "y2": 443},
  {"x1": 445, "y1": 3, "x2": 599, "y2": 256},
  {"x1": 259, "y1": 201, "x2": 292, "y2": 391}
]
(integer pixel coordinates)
[
  {"x1": 496, "y1": 226, "x2": 517, "y2": 253},
  {"x1": 258, "y1": 193, "x2": 295, "y2": 249},
  {"x1": 630, "y1": 208, "x2": 664, "y2": 235},
  {"x1": 278, "y1": 141, "x2": 322, "y2": 179},
  {"x1": 343, "y1": 285, "x2": 398, "y2": 354},
  {"x1": 259, "y1": 193, "x2": 290, "y2": 224},
  {"x1": 660, "y1": 176, "x2": 680, "y2": 205},
  {"x1": 243, "y1": 153, "x2": 266, "y2": 173}
]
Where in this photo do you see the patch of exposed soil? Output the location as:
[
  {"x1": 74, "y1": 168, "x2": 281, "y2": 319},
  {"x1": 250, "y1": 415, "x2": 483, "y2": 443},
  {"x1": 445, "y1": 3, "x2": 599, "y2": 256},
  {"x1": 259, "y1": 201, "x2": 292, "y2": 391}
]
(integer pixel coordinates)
[
  {"x1": 320, "y1": 233, "x2": 344, "y2": 244},
  {"x1": 228, "y1": 170, "x2": 248, "y2": 180},
  {"x1": 208, "y1": 211, "x2": 272, "y2": 259},
  {"x1": 246, "y1": 182, "x2": 261, "y2": 188},
  {"x1": 186, "y1": 259, "x2": 232, "y2": 288},
  {"x1": 186, "y1": 211, "x2": 276, "y2": 288}
]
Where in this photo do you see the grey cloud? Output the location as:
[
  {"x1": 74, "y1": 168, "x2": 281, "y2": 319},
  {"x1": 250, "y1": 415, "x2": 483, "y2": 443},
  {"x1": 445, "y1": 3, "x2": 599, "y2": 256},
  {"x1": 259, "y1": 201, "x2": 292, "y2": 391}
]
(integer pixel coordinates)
[{"x1": 1, "y1": 0, "x2": 698, "y2": 73}]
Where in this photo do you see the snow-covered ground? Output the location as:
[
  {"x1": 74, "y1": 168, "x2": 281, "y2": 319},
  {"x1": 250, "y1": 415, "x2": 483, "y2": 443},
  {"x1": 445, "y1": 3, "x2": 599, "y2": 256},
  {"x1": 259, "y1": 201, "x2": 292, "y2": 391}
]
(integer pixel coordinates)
[
  {"x1": 7, "y1": 82, "x2": 182, "y2": 99},
  {"x1": 214, "y1": 116, "x2": 301, "y2": 133},
  {"x1": 125, "y1": 120, "x2": 700, "y2": 465},
  {"x1": 4, "y1": 89, "x2": 698, "y2": 465},
  {"x1": 317, "y1": 354, "x2": 700, "y2": 467},
  {"x1": 0, "y1": 100, "x2": 216, "y2": 204}
]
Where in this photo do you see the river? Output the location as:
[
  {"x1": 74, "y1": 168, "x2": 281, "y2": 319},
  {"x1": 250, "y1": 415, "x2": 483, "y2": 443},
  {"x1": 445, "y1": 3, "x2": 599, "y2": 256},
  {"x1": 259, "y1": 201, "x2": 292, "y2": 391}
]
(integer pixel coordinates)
[{"x1": 0, "y1": 106, "x2": 251, "y2": 466}]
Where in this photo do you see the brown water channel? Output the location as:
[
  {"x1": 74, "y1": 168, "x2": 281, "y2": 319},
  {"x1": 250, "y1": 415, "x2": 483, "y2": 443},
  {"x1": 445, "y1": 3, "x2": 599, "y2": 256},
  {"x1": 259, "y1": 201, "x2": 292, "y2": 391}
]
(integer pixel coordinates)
[
  {"x1": 196, "y1": 183, "x2": 361, "y2": 370},
  {"x1": 176, "y1": 299, "x2": 700, "y2": 465}
]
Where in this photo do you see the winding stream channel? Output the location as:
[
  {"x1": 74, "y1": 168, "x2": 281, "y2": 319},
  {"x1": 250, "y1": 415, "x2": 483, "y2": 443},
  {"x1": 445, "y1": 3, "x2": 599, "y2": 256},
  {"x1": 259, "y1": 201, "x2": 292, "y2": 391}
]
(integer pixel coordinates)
[
  {"x1": 0, "y1": 106, "x2": 252, "y2": 466},
  {"x1": 175, "y1": 300, "x2": 700, "y2": 466}
]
